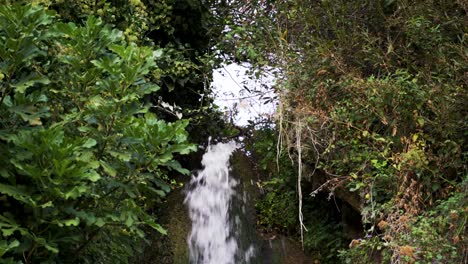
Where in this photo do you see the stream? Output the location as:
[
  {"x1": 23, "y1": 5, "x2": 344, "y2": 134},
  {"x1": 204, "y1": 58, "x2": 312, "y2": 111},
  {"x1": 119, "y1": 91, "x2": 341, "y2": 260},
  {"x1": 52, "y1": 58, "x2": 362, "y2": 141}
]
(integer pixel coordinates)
[{"x1": 183, "y1": 141, "x2": 314, "y2": 264}]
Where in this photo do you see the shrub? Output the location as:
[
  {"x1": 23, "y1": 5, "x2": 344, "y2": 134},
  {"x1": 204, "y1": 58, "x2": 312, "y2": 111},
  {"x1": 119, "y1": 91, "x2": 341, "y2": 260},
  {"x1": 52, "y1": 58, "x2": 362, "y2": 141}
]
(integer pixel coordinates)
[{"x1": 0, "y1": 5, "x2": 195, "y2": 263}]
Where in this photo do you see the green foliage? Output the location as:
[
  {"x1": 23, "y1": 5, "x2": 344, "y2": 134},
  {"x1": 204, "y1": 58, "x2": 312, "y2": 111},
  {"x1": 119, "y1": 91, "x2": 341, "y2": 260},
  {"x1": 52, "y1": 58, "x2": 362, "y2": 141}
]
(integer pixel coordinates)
[
  {"x1": 244, "y1": 120, "x2": 298, "y2": 233},
  {"x1": 18, "y1": 0, "x2": 230, "y2": 147},
  {"x1": 255, "y1": 190, "x2": 297, "y2": 232},
  {"x1": 339, "y1": 182, "x2": 466, "y2": 264},
  {"x1": 25, "y1": 0, "x2": 170, "y2": 43},
  {"x1": 302, "y1": 199, "x2": 346, "y2": 263},
  {"x1": 0, "y1": 4, "x2": 196, "y2": 263},
  {"x1": 338, "y1": 236, "x2": 391, "y2": 264},
  {"x1": 225, "y1": 0, "x2": 466, "y2": 262},
  {"x1": 393, "y1": 185, "x2": 466, "y2": 263},
  {"x1": 245, "y1": 119, "x2": 347, "y2": 262}
]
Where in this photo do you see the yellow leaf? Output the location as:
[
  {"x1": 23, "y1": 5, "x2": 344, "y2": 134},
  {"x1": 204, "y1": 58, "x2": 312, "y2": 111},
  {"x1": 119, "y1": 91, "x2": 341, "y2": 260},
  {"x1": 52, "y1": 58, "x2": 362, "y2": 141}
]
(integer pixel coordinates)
[
  {"x1": 281, "y1": 29, "x2": 288, "y2": 40},
  {"x1": 29, "y1": 117, "x2": 42, "y2": 126}
]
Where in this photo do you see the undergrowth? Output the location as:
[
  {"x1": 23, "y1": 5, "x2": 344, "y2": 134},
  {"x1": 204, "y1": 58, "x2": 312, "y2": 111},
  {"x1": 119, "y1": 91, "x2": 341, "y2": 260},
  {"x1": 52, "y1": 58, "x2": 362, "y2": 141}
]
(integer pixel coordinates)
[{"x1": 228, "y1": 0, "x2": 467, "y2": 263}]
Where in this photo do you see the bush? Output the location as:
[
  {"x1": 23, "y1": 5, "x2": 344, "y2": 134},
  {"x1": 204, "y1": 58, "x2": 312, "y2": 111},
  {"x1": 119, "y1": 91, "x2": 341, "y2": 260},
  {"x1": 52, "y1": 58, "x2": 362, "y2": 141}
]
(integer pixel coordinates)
[
  {"x1": 0, "y1": 4, "x2": 195, "y2": 263},
  {"x1": 224, "y1": 0, "x2": 467, "y2": 262}
]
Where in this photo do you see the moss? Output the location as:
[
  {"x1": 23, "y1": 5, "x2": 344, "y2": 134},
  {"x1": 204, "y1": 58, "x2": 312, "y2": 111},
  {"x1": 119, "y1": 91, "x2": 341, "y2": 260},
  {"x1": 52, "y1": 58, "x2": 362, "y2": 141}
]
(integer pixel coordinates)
[
  {"x1": 166, "y1": 188, "x2": 190, "y2": 264},
  {"x1": 131, "y1": 184, "x2": 189, "y2": 264}
]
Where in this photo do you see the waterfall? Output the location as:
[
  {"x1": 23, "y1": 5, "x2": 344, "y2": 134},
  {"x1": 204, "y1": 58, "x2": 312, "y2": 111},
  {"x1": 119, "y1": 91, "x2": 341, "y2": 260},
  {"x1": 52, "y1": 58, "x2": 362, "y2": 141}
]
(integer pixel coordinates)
[{"x1": 184, "y1": 141, "x2": 255, "y2": 264}]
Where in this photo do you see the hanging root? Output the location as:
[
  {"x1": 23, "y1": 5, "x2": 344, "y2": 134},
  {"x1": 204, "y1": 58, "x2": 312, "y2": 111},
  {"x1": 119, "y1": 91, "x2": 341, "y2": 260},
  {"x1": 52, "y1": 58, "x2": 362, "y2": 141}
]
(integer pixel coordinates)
[
  {"x1": 276, "y1": 98, "x2": 283, "y2": 173},
  {"x1": 296, "y1": 118, "x2": 308, "y2": 249}
]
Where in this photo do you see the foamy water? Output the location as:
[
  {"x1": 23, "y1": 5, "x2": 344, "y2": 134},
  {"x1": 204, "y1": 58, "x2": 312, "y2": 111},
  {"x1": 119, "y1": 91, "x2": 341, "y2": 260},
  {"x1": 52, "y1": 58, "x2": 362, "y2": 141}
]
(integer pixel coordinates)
[{"x1": 185, "y1": 141, "x2": 254, "y2": 264}]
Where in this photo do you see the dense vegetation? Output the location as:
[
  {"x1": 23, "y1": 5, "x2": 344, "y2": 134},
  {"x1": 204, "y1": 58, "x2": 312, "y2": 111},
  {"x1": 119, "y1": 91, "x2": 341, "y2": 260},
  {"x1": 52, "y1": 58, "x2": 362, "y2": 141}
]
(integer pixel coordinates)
[
  {"x1": 0, "y1": 1, "x2": 227, "y2": 263},
  {"x1": 235, "y1": 1, "x2": 467, "y2": 263}
]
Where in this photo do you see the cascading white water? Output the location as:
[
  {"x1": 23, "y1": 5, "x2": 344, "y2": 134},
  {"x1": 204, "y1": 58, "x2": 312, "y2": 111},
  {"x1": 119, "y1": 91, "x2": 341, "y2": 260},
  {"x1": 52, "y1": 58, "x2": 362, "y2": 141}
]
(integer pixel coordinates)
[{"x1": 185, "y1": 141, "x2": 254, "y2": 264}]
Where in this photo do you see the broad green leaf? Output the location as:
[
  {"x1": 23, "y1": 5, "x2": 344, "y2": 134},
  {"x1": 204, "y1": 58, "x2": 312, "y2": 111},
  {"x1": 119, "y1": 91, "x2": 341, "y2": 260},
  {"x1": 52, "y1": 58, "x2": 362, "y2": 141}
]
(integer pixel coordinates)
[
  {"x1": 83, "y1": 138, "x2": 97, "y2": 148},
  {"x1": 0, "y1": 216, "x2": 29, "y2": 237},
  {"x1": 94, "y1": 218, "x2": 105, "y2": 227},
  {"x1": 109, "y1": 151, "x2": 131, "y2": 162},
  {"x1": 64, "y1": 185, "x2": 87, "y2": 199},
  {"x1": 170, "y1": 144, "x2": 197, "y2": 155},
  {"x1": 72, "y1": 211, "x2": 96, "y2": 225},
  {"x1": 165, "y1": 160, "x2": 190, "y2": 175},
  {"x1": 152, "y1": 178, "x2": 171, "y2": 193},
  {"x1": 154, "y1": 189, "x2": 166, "y2": 197},
  {"x1": 417, "y1": 117, "x2": 425, "y2": 126},
  {"x1": 8, "y1": 103, "x2": 50, "y2": 125},
  {"x1": 62, "y1": 218, "x2": 80, "y2": 227},
  {"x1": 44, "y1": 244, "x2": 59, "y2": 254},
  {"x1": 35, "y1": 238, "x2": 59, "y2": 254},
  {"x1": 40, "y1": 201, "x2": 54, "y2": 208},
  {"x1": 0, "y1": 240, "x2": 20, "y2": 258},
  {"x1": 84, "y1": 170, "x2": 101, "y2": 182},
  {"x1": 125, "y1": 216, "x2": 134, "y2": 227},
  {"x1": 100, "y1": 160, "x2": 116, "y2": 177},
  {"x1": 77, "y1": 126, "x2": 92, "y2": 132},
  {"x1": 144, "y1": 220, "x2": 167, "y2": 235},
  {"x1": 91, "y1": 57, "x2": 117, "y2": 74},
  {"x1": 88, "y1": 160, "x2": 100, "y2": 169},
  {"x1": 153, "y1": 49, "x2": 163, "y2": 58},
  {"x1": 138, "y1": 83, "x2": 160, "y2": 95},
  {"x1": 105, "y1": 214, "x2": 119, "y2": 222},
  {"x1": 0, "y1": 168, "x2": 12, "y2": 178},
  {"x1": 1, "y1": 228, "x2": 16, "y2": 237},
  {"x1": 11, "y1": 75, "x2": 50, "y2": 93},
  {"x1": 155, "y1": 152, "x2": 173, "y2": 163},
  {"x1": 0, "y1": 183, "x2": 35, "y2": 205},
  {"x1": 53, "y1": 22, "x2": 77, "y2": 36}
]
